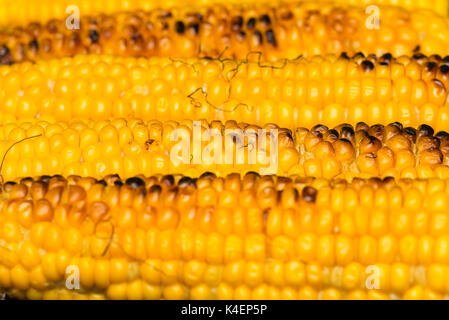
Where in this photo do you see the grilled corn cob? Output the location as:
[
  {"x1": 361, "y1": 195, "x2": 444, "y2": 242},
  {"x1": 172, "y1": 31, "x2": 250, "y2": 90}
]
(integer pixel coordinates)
[
  {"x1": 1, "y1": 173, "x2": 449, "y2": 300},
  {"x1": 1, "y1": 119, "x2": 449, "y2": 181},
  {"x1": 1, "y1": 1, "x2": 449, "y2": 64},
  {"x1": 0, "y1": 0, "x2": 447, "y2": 29},
  {"x1": 1, "y1": 54, "x2": 449, "y2": 129}
]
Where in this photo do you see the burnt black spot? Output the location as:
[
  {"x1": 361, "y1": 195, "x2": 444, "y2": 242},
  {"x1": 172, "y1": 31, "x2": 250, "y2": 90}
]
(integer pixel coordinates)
[
  {"x1": 178, "y1": 176, "x2": 193, "y2": 187},
  {"x1": 340, "y1": 52, "x2": 349, "y2": 59},
  {"x1": 339, "y1": 138, "x2": 352, "y2": 144},
  {"x1": 130, "y1": 33, "x2": 143, "y2": 43},
  {"x1": 247, "y1": 17, "x2": 256, "y2": 29},
  {"x1": 260, "y1": 14, "x2": 271, "y2": 25},
  {"x1": 430, "y1": 54, "x2": 442, "y2": 61},
  {"x1": 52, "y1": 174, "x2": 63, "y2": 179},
  {"x1": 162, "y1": 175, "x2": 175, "y2": 186},
  {"x1": 413, "y1": 45, "x2": 421, "y2": 53},
  {"x1": 237, "y1": 31, "x2": 246, "y2": 40},
  {"x1": 89, "y1": 29, "x2": 100, "y2": 43},
  {"x1": 126, "y1": 177, "x2": 145, "y2": 188},
  {"x1": 417, "y1": 124, "x2": 434, "y2": 137},
  {"x1": 4, "y1": 181, "x2": 17, "y2": 187},
  {"x1": 96, "y1": 179, "x2": 107, "y2": 186},
  {"x1": 265, "y1": 29, "x2": 276, "y2": 46},
  {"x1": 436, "y1": 131, "x2": 449, "y2": 139},
  {"x1": 340, "y1": 126, "x2": 355, "y2": 140},
  {"x1": 426, "y1": 62, "x2": 437, "y2": 72},
  {"x1": 253, "y1": 30, "x2": 263, "y2": 45},
  {"x1": 232, "y1": 16, "x2": 244, "y2": 31},
  {"x1": 280, "y1": 11, "x2": 294, "y2": 20},
  {"x1": 245, "y1": 171, "x2": 260, "y2": 178},
  {"x1": 353, "y1": 52, "x2": 365, "y2": 59},
  {"x1": 200, "y1": 172, "x2": 216, "y2": 179},
  {"x1": 28, "y1": 39, "x2": 39, "y2": 51},
  {"x1": 302, "y1": 186, "x2": 317, "y2": 203},
  {"x1": 40, "y1": 175, "x2": 51, "y2": 183},
  {"x1": 383, "y1": 176, "x2": 395, "y2": 184},
  {"x1": 440, "y1": 65, "x2": 449, "y2": 74},
  {"x1": 149, "y1": 184, "x2": 162, "y2": 193},
  {"x1": 311, "y1": 124, "x2": 328, "y2": 133},
  {"x1": 114, "y1": 180, "x2": 124, "y2": 187},
  {"x1": 20, "y1": 177, "x2": 33, "y2": 184},
  {"x1": 365, "y1": 135, "x2": 380, "y2": 145},
  {"x1": 0, "y1": 45, "x2": 9, "y2": 57},
  {"x1": 175, "y1": 21, "x2": 185, "y2": 34},
  {"x1": 390, "y1": 122, "x2": 403, "y2": 130},
  {"x1": 379, "y1": 62, "x2": 389, "y2": 66},
  {"x1": 381, "y1": 53, "x2": 392, "y2": 63},
  {"x1": 327, "y1": 129, "x2": 339, "y2": 139},
  {"x1": 189, "y1": 23, "x2": 200, "y2": 35},
  {"x1": 413, "y1": 53, "x2": 426, "y2": 60},
  {"x1": 361, "y1": 60, "x2": 375, "y2": 72},
  {"x1": 444, "y1": 56, "x2": 449, "y2": 63},
  {"x1": 404, "y1": 127, "x2": 417, "y2": 137}
]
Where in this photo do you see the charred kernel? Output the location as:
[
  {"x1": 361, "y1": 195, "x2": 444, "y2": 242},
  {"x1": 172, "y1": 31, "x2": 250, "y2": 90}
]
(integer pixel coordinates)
[
  {"x1": 175, "y1": 21, "x2": 185, "y2": 34},
  {"x1": 178, "y1": 177, "x2": 192, "y2": 187},
  {"x1": 426, "y1": 62, "x2": 437, "y2": 71},
  {"x1": 302, "y1": 186, "x2": 317, "y2": 203},
  {"x1": 28, "y1": 39, "x2": 39, "y2": 51},
  {"x1": 381, "y1": 53, "x2": 392, "y2": 62},
  {"x1": 443, "y1": 56, "x2": 449, "y2": 63},
  {"x1": 231, "y1": 16, "x2": 243, "y2": 31},
  {"x1": 96, "y1": 180, "x2": 107, "y2": 186},
  {"x1": 340, "y1": 126, "x2": 355, "y2": 140},
  {"x1": 188, "y1": 23, "x2": 199, "y2": 35},
  {"x1": 361, "y1": 60, "x2": 374, "y2": 72},
  {"x1": 417, "y1": 124, "x2": 434, "y2": 137},
  {"x1": 312, "y1": 124, "x2": 328, "y2": 134},
  {"x1": 237, "y1": 31, "x2": 246, "y2": 40},
  {"x1": 162, "y1": 175, "x2": 175, "y2": 186},
  {"x1": 200, "y1": 172, "x2": 216, "y2": 179},
  {"x1": 436, "y1": 131, "x2": 449, "y2": 139},
  {"x1": 40, "y1": 176, "x2": 51, "y2": 183},
  {"x1": 404, "y1": 127, "x2": 417, "y2": 141},
  {"x1": 246, "y1": 17, "x2": 256, "y2": 29},
  {"x1": 353, "y1": 52, "x2": 365, "y2": 59},
  {"x1": 149, "y1": 184, "x2": 162, "y2": 193},
  {"x1": 326, "y1": 129, "x2": 339, "y2": 140},
  {"x1": 440, "y1": 65, "x2": 449, "y2": 74},
  {"x1": 379, "y1": 62, "x2": 389, "y2": 66},
  {"x1": 0, "y1": 44, "x2": 9, "y2": 56},
  {"x1": 130, "y1": 33, "x2": 142, "y2": 43},
  {"x1": 266, "y1": 29, "x2": 276, "y2": 46},
  {"x1": 413, "y1": 53, "x2": 426, "y2": 60},
  {"x1": 114, "y1": 180, "x2": 124, "y2": 187},
  {"x1": 280, "y1": 11, "x2": 293, "y2": 20},
  {"x1": 259, "y1": 14, "x2": 271, "y2": 25},
  {"x1": 125, "y1": 177, "x2": 145, "y2": 189},
  {"x1": 340, "y1": 52, "x2": 349, "y2": 60},
  {"x1": 430, "y1": 54, "x2": 442, "y2": 61},
  {"x1": 413, "y1": 45, "x2": 421, "y2": 52},
  {"x1": 389, "y1": 122, "x2": 403, "y2": 130},
  {"x1": 89, "y1": 29, "x2": 100, "y2": 43}
]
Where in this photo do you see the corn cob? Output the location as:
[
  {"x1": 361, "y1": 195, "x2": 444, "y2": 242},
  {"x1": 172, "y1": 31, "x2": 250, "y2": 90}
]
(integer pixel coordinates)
[
  {"x1": 1, "y1": 119, "x2": 449, "y2": 182},
  {"x1": 1, "y1": 54, "x2": 449, "y2": 129},
  {"x1": 1, "y1": 173, "x2": 449, "y2": 300},
  {"x1": 1, "y1": 2, "x2": 449, "y2": 64},
  {"x1": 0, "y1": 0, "x2": 447, "y2": 29}
]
